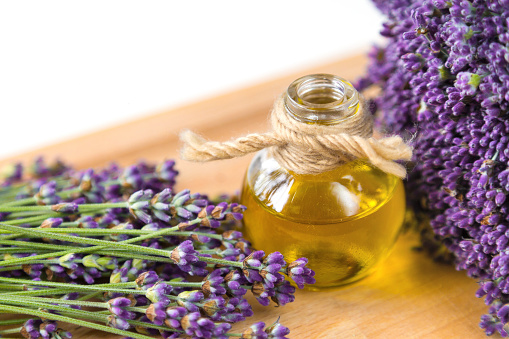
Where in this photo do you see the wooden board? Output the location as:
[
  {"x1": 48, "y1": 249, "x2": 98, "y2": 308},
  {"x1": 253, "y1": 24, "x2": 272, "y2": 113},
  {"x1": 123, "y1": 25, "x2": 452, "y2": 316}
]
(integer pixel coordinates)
[{"x1": 0, "y1": 55, "x2": 487, "y2": 338}]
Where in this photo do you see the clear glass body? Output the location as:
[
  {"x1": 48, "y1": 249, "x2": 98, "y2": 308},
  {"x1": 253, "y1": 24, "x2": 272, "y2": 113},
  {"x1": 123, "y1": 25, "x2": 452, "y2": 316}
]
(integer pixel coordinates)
[{"x1": 239, "y1": 74, "x2": 406, "y2": 289}]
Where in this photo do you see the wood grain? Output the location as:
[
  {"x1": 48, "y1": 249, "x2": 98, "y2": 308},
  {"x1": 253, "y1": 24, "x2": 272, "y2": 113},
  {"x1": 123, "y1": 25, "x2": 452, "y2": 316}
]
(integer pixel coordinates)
[{"x1": 0, "y1": 54, "x2": 487, "y2": 338}]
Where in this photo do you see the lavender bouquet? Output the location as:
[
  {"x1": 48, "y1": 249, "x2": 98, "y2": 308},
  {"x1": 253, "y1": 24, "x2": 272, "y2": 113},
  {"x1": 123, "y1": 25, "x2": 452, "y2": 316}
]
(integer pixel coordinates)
[
  {"x1": 358, "y1": 0, "x2": 509, "y2": 336},
  {"x1": 0, "y1": 158, "x2": 315, "y2": 339}
]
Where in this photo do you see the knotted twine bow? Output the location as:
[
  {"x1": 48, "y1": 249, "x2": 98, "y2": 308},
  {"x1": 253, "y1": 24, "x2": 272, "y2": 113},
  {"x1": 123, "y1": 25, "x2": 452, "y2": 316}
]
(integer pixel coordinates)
[{"x1": 180, "y1": 95, "x2": 412, "y2": 178}]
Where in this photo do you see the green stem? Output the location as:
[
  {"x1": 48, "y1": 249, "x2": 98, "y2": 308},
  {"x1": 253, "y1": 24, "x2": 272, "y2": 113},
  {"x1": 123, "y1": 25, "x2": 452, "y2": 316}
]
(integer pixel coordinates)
[
  {"x1": 0, "y1": 318, "x2": 32, "y2": 326},
  {"x1": 0, "y1": 295, "x2": 108, "y2": 309},
  {"x1": 0, "y1": 214, "x2": 60, "y2": 228},
  {"x1": 0, "y1": 327, "x2": 22, "y2": 335},
  {"x1": 4, "y1": 211, "x2": 48, "y2": 219},
  {"x1": 0, "y1": 197, "x2": 36, "y2": 207},
  {"x1": 0, "y1": 298, "x2": 106, "y2": 321},
  {"x1": 0, "y1": 219, "x2": 199, "y2": 266},
  {"x1": 0, "y1": 284, "x2": 25, "y2": 291},
  {"x1": 0, "y1": 276, "x2": 203, "y2": 292},
  {"x1": 125, "y1": 306, "x2": 150, "y2": 313},
  {"x1": 0, "y1": 227, "x2": 223, "y2": 241},
  {"x1": 198, "y1": 255, "x2": 243, "y2": 268},
  {"x1": 0, "y1": 205, "x2": 56, "y2": 212},
  {"x1": 0, "y1": 202, "x2": 126, "y2": 213},
  {"x1": 0, "y1": 277, "x2": 140, "y2": 294},
  {"x1": 75, "y1": 202, "x2": 128, "y2": 210},
  {"x1": 0, "y1": 265, "x2": 21, "y2": 272},
  {"x1": 0, "y1": 247, "x2": 54, "y2": 254},
  {"x1": 78, "y1": 290, "x2": 104, "y2": 301},
  {"x1": 3, "y1": 288, "x2": 88, "y2": 297},
  {"x1": 0, "y1": 303, "x2": 154, "y2": 339}
]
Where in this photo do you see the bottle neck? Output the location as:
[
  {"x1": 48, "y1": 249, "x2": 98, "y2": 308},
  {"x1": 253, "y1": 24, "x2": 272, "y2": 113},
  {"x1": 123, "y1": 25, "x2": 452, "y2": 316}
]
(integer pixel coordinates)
[{"x1": 284, "y1": 74, "x2": 360, "y2": 125}]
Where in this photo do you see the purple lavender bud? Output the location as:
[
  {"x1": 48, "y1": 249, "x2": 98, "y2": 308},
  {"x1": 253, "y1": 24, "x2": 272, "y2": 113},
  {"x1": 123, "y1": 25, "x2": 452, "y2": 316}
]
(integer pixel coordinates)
[
  {"x1": 40, "y1": 322, "x2": 58, "y2": 339},
  {"x1": 496, "y1": 193, "x2": 507, "y2": 206},
  {"x1": 181, "y1": 312, "x2": 215, "y2": 338},
  {"x1": 260, "y1": 264, "x2": 284, "y2": 289},
  {"x1": 223, "y1": 297, "x2": 253, "y2": 321},
  {"x1": 135, "y1": 271, "x2": 159, "y2": 288},
  {"x1": 213, "y1": 323, "x2": 232, "y2": 337},
  {"x1": 403, "y1": 30, "x2": 418, "y2": 40},
  {"x1": 35, "y1": 181, "x2": 59, "y2": 205},
  {"x1": 244, "y1": 250, "x2": 265, "y2": 268},
  {"x1": 50, "y1": 202, "x2": 78, "y2": 213},
  {"x1": 286, "y1": 258, "x2": 316, "y2": 289},
  {"x1": 58, "y1": 253, "x2": 79, "y2": 270},
  {"x1": 21, "y1": 319, "x2": 42, "y2": 339},
  {"x1": 149, "y1": 188, "x2": 172, "y2": 222},
  {"x1": 121, "y1": 165, "x2": 143, "y2": 189},
  {"x1": 202, "y1": 269, "x2": 227, "y2": 296},
  {"x1": 166, "y1": 305, "x2": 187, "y2": 319},
  {"x1": 145, "y1": 301, "x2": 167, "y2": 325},
  {"x1": 76, "y1": 216, "x2": 98, "y2": 229},
  {"x1": 40, "y1": 217, "x2": 63, "y2": 228},
  {"x1": 110, "y1": 260, "x2": 131, "y2": 284},
  {"x1": 272, "y1": 281, "x2": 296, "y2": 306},
  {"x1": 264, "y1": 252, "x2": 286, "y2": 266},
  {"x1": 146, "y1": 281, "x2": 172, "y2": 305},
  {"x1": 156, "y1": 160, "x2": 178, "y2": 183},
  {"x1": 265, "y1": 320, "x2": 291, "y2": 338},
  {"x1": 201, "y1": 296, "x2": 226, "y2": 318},
  {"x1": 55, "y1": 329, "x2": 73, "y2": 338},
  {"x1": 224, "y1": 269, "x2": 248, "y2": 297},
  {"x1": 128, "y1": 189, "x2": 153, "y2": 223},
  {"x1": 161, "y1": 331, "x2": 180, "y2": 339},
  {"x1": 251, "y1": 281, "x2": 274, "y2": 306},
  {"x1": 242, "y1": 322, "x2": 268, "y2": 338},
  {"x1": 401, "y1": 53, "x2": 424, "y2": 72},
  {"x1": 177, "y1": 290, "x2": 204, "y2": 303},
  {"x1": 108, "y1": 297, "x2": 133, "y2": 308},
  {"x1": 107, "y1": 315, "x2": 131, "y2": 330},
  {"x1": 108, "y1": 302, "x2": 137, "y2": 320},
  {"x1": 170, "y1": 240, "x2": 204, "y2": 274}
]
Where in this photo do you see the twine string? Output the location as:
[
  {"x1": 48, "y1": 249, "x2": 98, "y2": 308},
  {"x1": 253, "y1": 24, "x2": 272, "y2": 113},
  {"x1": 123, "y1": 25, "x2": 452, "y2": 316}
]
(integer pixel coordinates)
[{"x1": 180, "y1": 95, "x2": 412, "y2": 178}]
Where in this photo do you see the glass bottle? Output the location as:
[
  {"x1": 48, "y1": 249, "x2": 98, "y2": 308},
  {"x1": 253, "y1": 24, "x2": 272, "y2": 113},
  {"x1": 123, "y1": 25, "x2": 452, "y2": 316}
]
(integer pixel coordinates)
[{"x1": 240, "y1": 74, "x2": 406, "y2": 289}]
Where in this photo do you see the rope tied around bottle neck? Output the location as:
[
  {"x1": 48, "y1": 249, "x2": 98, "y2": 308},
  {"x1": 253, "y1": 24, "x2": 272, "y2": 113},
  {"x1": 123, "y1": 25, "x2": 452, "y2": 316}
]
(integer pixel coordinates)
[{"x1": 180, "y1": 95, "x2": 412, "y2": 178}]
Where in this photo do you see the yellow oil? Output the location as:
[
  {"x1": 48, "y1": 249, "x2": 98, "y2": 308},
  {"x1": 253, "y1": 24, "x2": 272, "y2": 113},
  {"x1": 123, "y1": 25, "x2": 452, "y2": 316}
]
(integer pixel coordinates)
[{"x1": 240, "y1": 149, "x2": 405, "y2": 289}]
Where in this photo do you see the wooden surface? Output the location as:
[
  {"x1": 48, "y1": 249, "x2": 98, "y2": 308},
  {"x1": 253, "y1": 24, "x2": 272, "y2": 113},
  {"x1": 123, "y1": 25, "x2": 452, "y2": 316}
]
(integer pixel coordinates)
[{"x1": 0, "y1": 55, "x2": 488, "y2": 338}]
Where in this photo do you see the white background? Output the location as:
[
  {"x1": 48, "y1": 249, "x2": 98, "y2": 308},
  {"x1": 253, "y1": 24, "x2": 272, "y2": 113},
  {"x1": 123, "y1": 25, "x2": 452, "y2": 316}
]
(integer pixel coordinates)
[{"x1": 0, "y1": 1, "x2": 384, "y2": 159}]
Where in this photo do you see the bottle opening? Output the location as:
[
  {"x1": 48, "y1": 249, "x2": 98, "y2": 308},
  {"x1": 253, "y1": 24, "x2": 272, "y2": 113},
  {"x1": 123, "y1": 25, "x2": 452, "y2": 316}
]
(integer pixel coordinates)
[
  {"x1": 285, "y1": 74, "x2": 360, "y2": 125},
  {"x1": 297, "y1": 77, "x2": 346, "y2": 106}
]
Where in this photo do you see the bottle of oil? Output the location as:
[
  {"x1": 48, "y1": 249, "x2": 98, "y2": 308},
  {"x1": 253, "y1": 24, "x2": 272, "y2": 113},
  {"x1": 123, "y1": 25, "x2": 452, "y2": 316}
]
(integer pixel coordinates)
[{"x1": 240, "y1": 74, "x2": 406, "y2": 289}]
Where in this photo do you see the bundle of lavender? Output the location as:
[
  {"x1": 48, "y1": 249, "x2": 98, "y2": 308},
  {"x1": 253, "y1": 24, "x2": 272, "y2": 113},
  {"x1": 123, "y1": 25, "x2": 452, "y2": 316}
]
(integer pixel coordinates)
[
  {"x1": 359, "y1": 0, "x2": 509, "y2": 336},
  {"x1": 0, "y1": 158, "x2": 315, "y2": 339}
]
